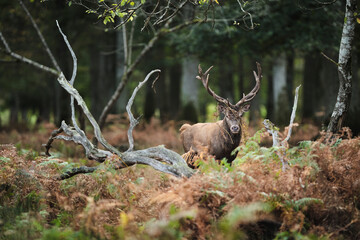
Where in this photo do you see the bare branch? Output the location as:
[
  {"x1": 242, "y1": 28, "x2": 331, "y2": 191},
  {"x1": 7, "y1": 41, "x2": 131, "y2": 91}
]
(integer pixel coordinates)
[
  {"x1": 56, "y1": 166, "x2": 98, "y2": 180},
  {"x1": 141, "y1": 0, "x2": 160, "y2": 31},
  {"x1": 321, "y1": 52, "x2": 338, "y2": 66},
  {"x1": 154, "y1": 0, "x2": 189, "y2": 26},
  {"x1": 283, "y1": 85, "x2": 301, "y2": 144},
  {"x1": 19, "y1": 0, "x2": 61, "y2": 72},
  {"x1": 56, "y1": 20, "x2": 83, "y2": 138},
  {"x1": 0, "y1": 32, "x2": 59, "y2": 75},
  {"x1": 263, "y1": 119, "x2": 280, "y2": 147},
  {"x1": 122, "y1": 147, "x2": 194, "y2": 178},
  {"x1": 0, "y1": 32, "x2": 11, "y2": 52},
  {"x1": 43, "y1": 127, "x2": 64, "y2": 156},
  {"x1": 56, "y1": 73, "x2": 122, "y2": 157},
  {"x1": 1, "y1": 2, "x2": 194, "y2": 180},
  {"x1": 263, "y1": 85, "x2": 301, "y2": 172},
  {"x1": 114, "y1": 3, "x2": 143, "y2": 29},
  {"x1": 236, "y1": 0, "x2": 254, "y2": 30},
  {"x1": 126, "y1": 70, "x2": 161, "y2": 152}
]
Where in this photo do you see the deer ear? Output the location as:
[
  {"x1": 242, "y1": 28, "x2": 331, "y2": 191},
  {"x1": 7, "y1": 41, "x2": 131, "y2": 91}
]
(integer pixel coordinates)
[
  {"x1": 239, "y1": 104, "x2": 251, "y2": 116},
  {"x1": 242, "y1": 104, "x2": 251, "y2": 112}
]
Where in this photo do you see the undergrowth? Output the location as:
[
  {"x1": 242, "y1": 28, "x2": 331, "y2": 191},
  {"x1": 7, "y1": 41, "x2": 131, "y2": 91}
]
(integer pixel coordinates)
[{"x1": 1, "y1": 125, "x2": 360, "y2": 239}]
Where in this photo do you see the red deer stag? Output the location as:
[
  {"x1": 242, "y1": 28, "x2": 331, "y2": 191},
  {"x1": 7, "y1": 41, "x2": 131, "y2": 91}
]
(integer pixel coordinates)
[{"x1": 180, "y1": 62, "x2": 262, "y2": 164}]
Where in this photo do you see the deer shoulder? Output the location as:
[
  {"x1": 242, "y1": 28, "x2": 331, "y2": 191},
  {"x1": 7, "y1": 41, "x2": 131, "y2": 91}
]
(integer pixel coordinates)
[{"x1": 180, "y1": 63, "x2": 262, "y2": 164}]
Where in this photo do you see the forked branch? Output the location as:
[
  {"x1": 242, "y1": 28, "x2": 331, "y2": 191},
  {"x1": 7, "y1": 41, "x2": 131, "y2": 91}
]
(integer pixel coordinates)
[
  {"x1": 264, "y1": 85, "x2": 301, "y2": 171},
  {"x1": 2, "y1": 2, "x2": 194, "y2": 180}
]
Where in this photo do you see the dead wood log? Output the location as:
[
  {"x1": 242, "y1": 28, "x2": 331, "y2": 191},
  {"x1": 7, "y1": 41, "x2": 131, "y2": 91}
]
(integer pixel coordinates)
[
  {"x1": 46, "y1": 24, "x2": 194, "y2": 179},
  {"x1": 0, "y1": 2, "x2": 194, "y2": 179}
]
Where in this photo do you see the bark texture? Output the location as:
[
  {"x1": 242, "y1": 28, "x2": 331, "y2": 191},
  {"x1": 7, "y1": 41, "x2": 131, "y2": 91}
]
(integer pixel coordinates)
[{"x1": 327, "y1": 0, "x2": 357, "y2": 133}]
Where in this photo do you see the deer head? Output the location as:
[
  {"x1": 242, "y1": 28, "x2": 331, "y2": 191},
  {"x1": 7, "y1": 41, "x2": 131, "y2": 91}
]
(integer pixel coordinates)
[{"x1": 197, "y1": 62, "x2": 262, "y2": 135}]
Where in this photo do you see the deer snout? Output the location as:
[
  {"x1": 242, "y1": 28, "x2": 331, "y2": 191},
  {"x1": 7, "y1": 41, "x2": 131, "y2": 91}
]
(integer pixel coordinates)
[{"x1": 230, "y1": 125, "x2": 240, "y2": 134}]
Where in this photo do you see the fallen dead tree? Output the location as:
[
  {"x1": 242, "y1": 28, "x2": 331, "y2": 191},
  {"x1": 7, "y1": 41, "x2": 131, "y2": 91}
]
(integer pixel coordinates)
[
  {"x1": 44, "y1": 68, "x2": 194, "y2": 180},
  {"x1": 0, "y1": 2, "x2": 194, "y2": 180}
]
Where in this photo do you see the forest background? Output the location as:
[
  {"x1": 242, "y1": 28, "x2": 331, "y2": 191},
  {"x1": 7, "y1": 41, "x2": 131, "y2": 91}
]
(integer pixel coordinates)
[
  {"x1": 1, "y1": 0, "x2": 359, "y2": 135},
  {"x1": 1, "y1": 1, "x2": 360, "y2": 239}
]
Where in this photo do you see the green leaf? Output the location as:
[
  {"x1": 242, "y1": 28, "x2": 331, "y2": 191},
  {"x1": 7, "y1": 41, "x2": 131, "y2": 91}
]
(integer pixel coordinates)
[
  {"x1": 111, "y1": 10, "x2": 116, "y2": 18},
  {"x1": 0, "y1": 156, "x2": 10, "y2": 163}
]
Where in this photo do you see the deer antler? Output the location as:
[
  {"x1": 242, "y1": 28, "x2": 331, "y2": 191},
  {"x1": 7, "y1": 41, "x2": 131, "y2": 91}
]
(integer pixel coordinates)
[
  {"x1": 235, "y1": 62, "x2": 262, "y2": 109},
  {"x1": 197, "y1": 65, "x2": 230, "y2": 107}
]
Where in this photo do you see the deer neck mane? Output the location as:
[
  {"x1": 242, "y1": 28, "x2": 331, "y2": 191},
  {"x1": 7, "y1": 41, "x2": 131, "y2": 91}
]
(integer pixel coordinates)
[{"x1": 217, "y1": 120, "x2": 238, "y2": 144}]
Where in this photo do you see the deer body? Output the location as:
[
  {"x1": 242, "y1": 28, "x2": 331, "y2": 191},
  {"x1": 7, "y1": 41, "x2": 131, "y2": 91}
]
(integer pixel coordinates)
[
  {"x1": 180, "y1": 63, "x2": 262, "y2": 164},
  {"x1": 180, "y1": 120, "x2": 241, "y2": 161}
]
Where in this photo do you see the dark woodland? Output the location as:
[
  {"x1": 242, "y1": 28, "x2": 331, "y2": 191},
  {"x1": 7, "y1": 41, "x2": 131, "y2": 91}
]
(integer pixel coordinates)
[{"x1": 0, "y1": 0, "x2": 360, "y2": 239}]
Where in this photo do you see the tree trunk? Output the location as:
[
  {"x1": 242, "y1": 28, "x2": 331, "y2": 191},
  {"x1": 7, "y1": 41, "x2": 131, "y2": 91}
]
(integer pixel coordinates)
[
  {"x1": 272, "y1": 54, "x2": 289, "y2": 125},
  {"x1": 168, "y1": 62, "x2": 181, "y2": 119},
  {"x1": 90, "y1": 31, "x2": 117, "y2": 120},
  {"x1": 180, "y1": 56, "x2": 199, "y2": 122},
  {"x1": 327, "y1": 0, "x2": 357, "y2": 133},
  {"x1": 115, "y1": 25, "x2": 128, "y2": 113}
]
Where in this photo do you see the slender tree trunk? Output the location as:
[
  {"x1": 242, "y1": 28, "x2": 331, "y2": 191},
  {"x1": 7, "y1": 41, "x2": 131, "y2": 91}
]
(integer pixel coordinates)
[
  {"x1": 327, "y1": 0, "x2": 357, "y2": 133},
  {"x1": 168, "y1": 62, "x2": 181, "y2": 119},
  {"x1": 180, "y1": 56, "x2": 199, "y2": 122},
  {"x1": 116, "y1": 25, "x2": 128, "y2": 113},
  {"x1": 90, "y1": 31, "x2": 117, "y2": 120},
  {"x1": 272, "y1": 54, "x2": 289, "y2": 125}
]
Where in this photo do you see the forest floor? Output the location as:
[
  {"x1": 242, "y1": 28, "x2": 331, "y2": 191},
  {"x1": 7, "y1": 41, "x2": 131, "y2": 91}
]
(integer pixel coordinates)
[{"x1": 0, "y1": 117, "x2": 359, "y2": 239}]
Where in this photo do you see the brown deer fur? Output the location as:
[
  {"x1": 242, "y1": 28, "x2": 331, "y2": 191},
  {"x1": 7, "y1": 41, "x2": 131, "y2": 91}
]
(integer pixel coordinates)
[{"x1": 180, "y1": 63, "x2": 262, "y2": 164}]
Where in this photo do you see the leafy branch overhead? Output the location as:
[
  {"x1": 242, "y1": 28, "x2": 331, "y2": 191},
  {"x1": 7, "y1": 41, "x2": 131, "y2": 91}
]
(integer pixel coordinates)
[{"x1": 69, "y1": 0, "x2": 253, "y2": 29}]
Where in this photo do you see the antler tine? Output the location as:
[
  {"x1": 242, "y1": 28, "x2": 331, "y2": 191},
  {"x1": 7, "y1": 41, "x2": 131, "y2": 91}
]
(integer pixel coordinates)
[
  {"x1": 197, "y1": 64, "x2": 229, "y2": 106},
  {"x1": 235, "y1": 62, "x2": 262, "y2": 108}
]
